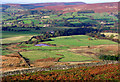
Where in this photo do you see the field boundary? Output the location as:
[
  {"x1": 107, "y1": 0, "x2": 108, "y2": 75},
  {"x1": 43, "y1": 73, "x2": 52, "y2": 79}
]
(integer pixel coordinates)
[
  {"x1": 17, "y1": 52, "x2": 31, "y2": 68},
  {"x1": 1, "y1": 60, "x2": 118, "y2": 77}
]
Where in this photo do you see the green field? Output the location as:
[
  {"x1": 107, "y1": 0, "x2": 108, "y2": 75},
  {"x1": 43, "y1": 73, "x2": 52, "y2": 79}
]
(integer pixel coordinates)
[
  {"x1": 20, "y1": 35, "x2": 117, "y2": 62},
  {"x1": 43, "y1": 35, "x2": 117, "y2": 47},
  {"x1": 1, "y1": 31, "x2": 40, "y2": 44},
  {"x1": 20, "y1": 50, "x2": 94, "y2": 62},
  {"x1": 21, "y1": 35, "x2": 117, "y2": 50}
]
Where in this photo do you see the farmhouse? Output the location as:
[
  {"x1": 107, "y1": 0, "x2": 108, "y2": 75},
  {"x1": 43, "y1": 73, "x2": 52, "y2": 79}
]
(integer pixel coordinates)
[
  {"x1": 41, "y1": 16, "x2": 50, "y2": 18},
  {"x1": 43, "y1": 24, "x2": 50, "y2": 27}
]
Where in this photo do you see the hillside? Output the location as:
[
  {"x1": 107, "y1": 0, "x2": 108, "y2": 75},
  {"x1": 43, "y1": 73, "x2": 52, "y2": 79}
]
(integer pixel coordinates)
[
  {"x1": 32, "y1": 2, "x2": 118, "y2": 13},
  {"x1": 71, "y1": 2, "x2": 118, "y2": 13},
  {"x1": 2, "y1": 2, "x2": 118, "y2": 13},
  {"x1": 2, "y1": 2, "x2": 86, "y2": 10}
]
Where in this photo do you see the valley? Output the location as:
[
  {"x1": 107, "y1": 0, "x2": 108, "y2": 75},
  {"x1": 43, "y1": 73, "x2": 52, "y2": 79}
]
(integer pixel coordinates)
[{"x1": 1, "y1": 1, "x2": 119, "y2": 81}]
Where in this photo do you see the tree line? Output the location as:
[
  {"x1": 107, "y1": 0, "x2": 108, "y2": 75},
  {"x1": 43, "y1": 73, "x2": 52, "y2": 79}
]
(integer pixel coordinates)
[{"x1": 25, "y1": 28, "x2": 98, "y2": 44}]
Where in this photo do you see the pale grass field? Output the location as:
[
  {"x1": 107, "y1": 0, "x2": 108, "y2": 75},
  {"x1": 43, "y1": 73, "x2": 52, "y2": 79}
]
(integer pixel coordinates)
[{"x1": 2, "y1": 36, "x2": 32, "y2": 44}]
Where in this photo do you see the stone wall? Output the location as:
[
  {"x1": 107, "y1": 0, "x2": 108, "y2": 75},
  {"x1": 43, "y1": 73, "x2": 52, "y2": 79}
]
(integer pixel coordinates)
[{"x1": 1, "y1": 60, "x2": 119, "y2": 77}]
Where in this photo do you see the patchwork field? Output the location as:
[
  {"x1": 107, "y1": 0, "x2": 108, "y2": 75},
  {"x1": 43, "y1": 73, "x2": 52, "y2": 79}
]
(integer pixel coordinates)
[
  {"x1": 19, "y1": 35, "x2": 117, "y2": 64},
  {"x1": 1, "y1": 34, "x2": 118, "y2": 71}
]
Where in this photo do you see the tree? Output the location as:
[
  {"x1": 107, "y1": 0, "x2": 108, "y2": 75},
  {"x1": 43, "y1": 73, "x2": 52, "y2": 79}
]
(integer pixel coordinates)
[{"x1": 54, "y1": 31, "x2": 60, "y2": 37}]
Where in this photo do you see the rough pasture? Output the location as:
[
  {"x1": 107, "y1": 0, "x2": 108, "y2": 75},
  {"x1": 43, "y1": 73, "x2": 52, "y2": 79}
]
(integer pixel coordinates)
[{"x1": 2, "y1": 63, "x2": 119, "y2": 81}]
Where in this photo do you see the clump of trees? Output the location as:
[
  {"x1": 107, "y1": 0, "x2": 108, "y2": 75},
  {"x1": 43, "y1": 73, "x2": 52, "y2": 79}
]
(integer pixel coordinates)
[
  {"x1": 87, "y1": 32, "x2": 105, "y2": 38},
  {"x1": 77, "y1": 10, "x2": 95, "y2": 14},
  {"x1": 26, "y1": 31, "x2": 61, "y2": 44},
  {"x1": 99, "y1": 55, "x2": 119, "y2": 61},
  {"x1": 87, "y1": 32, "x2": 120, "y2": 43}
]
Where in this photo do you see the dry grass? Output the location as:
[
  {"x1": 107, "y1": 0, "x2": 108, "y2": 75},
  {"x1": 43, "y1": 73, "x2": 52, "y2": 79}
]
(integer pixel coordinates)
[{"x1": 2, "y1": 36, "x2": 32, "y2": 44}]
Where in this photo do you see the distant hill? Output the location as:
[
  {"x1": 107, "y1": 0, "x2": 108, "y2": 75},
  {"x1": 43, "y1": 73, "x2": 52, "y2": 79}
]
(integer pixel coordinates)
[
  {"x1": 32, "y1": 2, "x2": 118, "y2": 13},
  {"x1": 70, "y1": 2, "x2": 118, "y2": 13},
  {"x1": 2, "y1": 2, "x2": 118, "y2": 13},
  {"x1": 2, "y1": 2, "x2": 86, "y2": 9}
]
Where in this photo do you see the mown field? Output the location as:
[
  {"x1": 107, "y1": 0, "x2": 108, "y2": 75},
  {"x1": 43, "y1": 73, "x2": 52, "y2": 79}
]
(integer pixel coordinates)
[
  {"x1": 20, "y1": 35, "x2": 117, "y2": 62},
  {"x1": 1, "y1": 31, "x2": 39, "y2": 44},
  {"x1": 2, "y1": 36, "x2": 32, "y2": 44},
  {"x1": 2, "y1": 63, "x2": 120, "y2": 81},
  {"x1": 2, "y1": 31, "x2": 38, "y2": 39}
]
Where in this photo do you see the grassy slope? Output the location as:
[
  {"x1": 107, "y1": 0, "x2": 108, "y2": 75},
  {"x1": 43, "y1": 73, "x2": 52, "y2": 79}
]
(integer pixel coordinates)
[{"x1": 43, "y1": 35, "x2": 117, "y2": 47}]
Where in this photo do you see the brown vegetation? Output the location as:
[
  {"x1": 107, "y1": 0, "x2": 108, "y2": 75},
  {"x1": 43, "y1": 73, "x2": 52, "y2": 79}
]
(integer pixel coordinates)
[
  {"x1": 32, "y1": 2, "x2": 118, "y2": 13},
  {"x1": 69, "y1": 44, "x2": 118, "y2": 60},
  {"x1": 2, "y1": 53, "x2": 28, "y2": 72}
]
